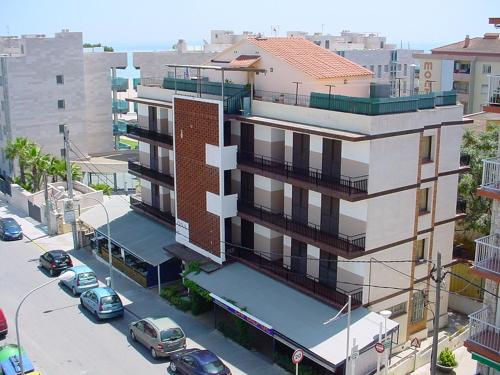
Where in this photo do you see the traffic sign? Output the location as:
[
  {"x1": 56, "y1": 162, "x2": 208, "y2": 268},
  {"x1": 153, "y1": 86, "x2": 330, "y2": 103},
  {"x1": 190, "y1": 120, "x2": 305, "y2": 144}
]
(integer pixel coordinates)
[
  {"x1": 375, "y1": 342, "x2": 384, "y2": 353},
  {"x1": 351, "y1": 350, "x2": 359, "y2": 360},
  {"x1": 410, "y1": 337, "x2": 421, "y2": 348},
  {"x1": 292, "y1": 349, "x2": 304, "y2": 365}
]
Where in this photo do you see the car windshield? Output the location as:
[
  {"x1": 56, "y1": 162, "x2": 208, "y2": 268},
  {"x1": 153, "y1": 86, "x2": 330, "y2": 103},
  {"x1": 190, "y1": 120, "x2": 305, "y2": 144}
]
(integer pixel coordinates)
[
  {"x1": 101, "y1": 295, "x2": 120, "y2": 304},
  {"x1": 78, "y1": 272, "x2": 96, "y2": 281},
  {"x1": 202, "y1": 360, "x2": 225, "y2": 374},
  {"x1": 3, "y1": 221, "x2": 19, "y2": 229},
  {"x1": 160, "y1": 328, "x2": 184, "y2": 341},
  {"x1": 54, "y1": 254, "x2": 69, "y2": 261}
]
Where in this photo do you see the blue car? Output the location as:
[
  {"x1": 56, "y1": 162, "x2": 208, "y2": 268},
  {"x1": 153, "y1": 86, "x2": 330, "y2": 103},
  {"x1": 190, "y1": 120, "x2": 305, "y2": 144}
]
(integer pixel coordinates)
[
  {"x1": 80, "y1": 287, "x2": 124, "y2": 320},
  {"x1": 0, "y1": 218, "x2": 23, "y2": 241},
  {"x1": 169, "y1": 349, "x2": 231, "y2": 375},
  {"x1": 60, "y1": 265, "x2": 99, "y2": 296}
]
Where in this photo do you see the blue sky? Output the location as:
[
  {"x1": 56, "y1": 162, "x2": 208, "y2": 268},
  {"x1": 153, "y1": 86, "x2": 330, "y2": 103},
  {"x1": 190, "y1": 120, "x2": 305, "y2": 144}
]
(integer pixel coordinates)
[{"x1": 1, "y1": 0, "x2": 498, "y2": 51}]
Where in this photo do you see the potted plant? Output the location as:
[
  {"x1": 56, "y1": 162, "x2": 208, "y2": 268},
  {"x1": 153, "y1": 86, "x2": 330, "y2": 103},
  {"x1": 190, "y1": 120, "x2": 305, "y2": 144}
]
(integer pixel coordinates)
[{"x1": 437, "y1": 347, "x2": 457, "y2": 373}]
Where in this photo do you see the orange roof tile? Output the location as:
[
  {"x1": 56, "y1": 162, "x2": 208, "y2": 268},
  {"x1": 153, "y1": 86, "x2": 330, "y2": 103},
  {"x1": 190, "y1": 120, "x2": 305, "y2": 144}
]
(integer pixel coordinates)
[
  {"x1": 229, "y1": 55, "x2": 261, "y2": 68},
  {"x1": 247, "y1": 37, "x2": 373, "y2": 79}
]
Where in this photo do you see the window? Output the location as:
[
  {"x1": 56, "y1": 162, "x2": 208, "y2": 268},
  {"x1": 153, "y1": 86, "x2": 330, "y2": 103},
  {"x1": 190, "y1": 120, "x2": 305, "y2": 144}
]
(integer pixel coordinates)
[
  {"x1": 370, "y1": 65, "x2": 375, "y2": 73},
  {"x1": 325, "y1": 40, "x2": 330, "y2": 49},
  {"x1": 397, "y1": 64, "x2": 402, "y2": 71},
  {"x1": 377, "y1": 65, "x2": 382, "y2": 78},
  {"x1": 56, "y1": 75, "x2": 64, "y2": 84},
  {"x1": 388, "y1": 302, "x2": 407, "y2": 317},
  {"x1": 411, "y1": 291, "x2": 425, "y2": 323},
  {"x1": 481, "y1": 84, "x2": 489, "y2": 95},
  {"x1": 416, "y1": 239, "x2": 425, "y2": 261},
  {"x1": 420, "y1": 136, "x2": 432, "y2": 162},
  {"x1": 418, "y1": 188, "x2": 430, "y2": 214},
  {"x1": 404, "y1": 64, "x2": 408, "y2": 76},
  {"x1": 384, "y1": 65, "x2": 389, "y2": 73},
  {"x1": 57, "y1": 99, "x2": 65, "y2": 109},
  {"x1": 482, "y1": 64, "x2": 492, "y2": 74}
]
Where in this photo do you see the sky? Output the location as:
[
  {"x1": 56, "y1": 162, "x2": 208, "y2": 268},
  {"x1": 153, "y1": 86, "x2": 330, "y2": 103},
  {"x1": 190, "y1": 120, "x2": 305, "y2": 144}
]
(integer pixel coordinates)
[{"x1": 0, "y1": 0, "x2": 498, "y2": 51}]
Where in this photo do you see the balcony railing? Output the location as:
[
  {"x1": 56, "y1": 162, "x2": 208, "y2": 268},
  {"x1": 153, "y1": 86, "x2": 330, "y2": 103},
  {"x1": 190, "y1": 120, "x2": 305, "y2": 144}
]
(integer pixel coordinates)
[
  {"x1": 467, "y1": 308, "x2": 500, "y2": 355},
  {"x1": 487, "y1": 75, "x2": 500, "y2": 106},
  {"x1": 456, "y1": 197, "x2": 467, "y2": 214},
  {"x1": 237, "y1": 200, "x2": 365, "y2": 255},
  {"x1": 126, "y1": 125, "x2": 173, "y2": 146},
  {"x1": 481, "y1": 157, "x2": 500, "y2": 192},
  {"x1": 474, "y1": 234, "x2": 500, "y2": 277},
  {"x1": 130, "y1": 196, "x2": 175, "y2": 226},
  {"x1": 112, "y1": 99, "x2": 129, "y2": 114},
  {"x1": 226, "y1": 246, "x2": 363, "y2": 309},
  {"x1": 128, "y1": 160, "x2": 174, "y2": 189},
  {"x1": 237, "y1": 151, "x2": 368, "y2": 197},
  {"x1": 113, "y1": 120, "x2": 132, "y2": 136},
  {"x1": 111, "y1": 77, "x2": 129, "y2": 92}
]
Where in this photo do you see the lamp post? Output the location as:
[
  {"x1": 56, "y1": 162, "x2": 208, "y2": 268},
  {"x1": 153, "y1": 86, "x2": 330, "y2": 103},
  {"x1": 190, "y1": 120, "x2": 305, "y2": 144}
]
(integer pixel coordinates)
[
  {"x1": 76, "y1": 196, "x2": 113, "y2": 289},
  {"x1": 380, "y1": 310, "x2": 392, "y2": 375},
  {"x1": 292, "y1": 81, "x2": 302, "y2": 106},
  {"x1": 324, "y1": 294, "x2": 352, "y2": 375},
  {"x1": 15, "y1": 271, "x2": 74, "y2": 375}
]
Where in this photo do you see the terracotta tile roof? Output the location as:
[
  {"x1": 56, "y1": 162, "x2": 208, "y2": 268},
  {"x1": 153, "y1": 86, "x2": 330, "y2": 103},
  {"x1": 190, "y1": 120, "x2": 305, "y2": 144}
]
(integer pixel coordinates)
[
  {"x1": 247, "y1": 37, "x2": 373, "y2": 79},
  {"x1": 431, "y1": 34, "x2": 500, "y2": 56},
  {"x1": 229, "y1": 55, "x2": 261, "y2": 68}
]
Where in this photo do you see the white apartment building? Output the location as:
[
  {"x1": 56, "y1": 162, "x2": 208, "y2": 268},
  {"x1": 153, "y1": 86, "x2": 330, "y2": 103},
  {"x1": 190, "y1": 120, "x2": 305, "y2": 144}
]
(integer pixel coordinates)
[
  {"x1": 288, "y1": 30, "x2": 422, "y2": 96},
  {"x1": 0, "y1": 30, "x2": 127, "y2": 177},
  {"x1": 126, "y1": 37, "x2": 467, "y2": 374}
]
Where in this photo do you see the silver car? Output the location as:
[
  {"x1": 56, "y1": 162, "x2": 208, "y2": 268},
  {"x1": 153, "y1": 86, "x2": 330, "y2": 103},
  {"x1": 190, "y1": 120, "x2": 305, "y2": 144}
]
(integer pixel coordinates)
[
  {"x1": 129, "y1": 316, "x2": 186, "y2": 359},
  {"x1": 60, "y1": 265, "x2": 99, "y2": 296}
]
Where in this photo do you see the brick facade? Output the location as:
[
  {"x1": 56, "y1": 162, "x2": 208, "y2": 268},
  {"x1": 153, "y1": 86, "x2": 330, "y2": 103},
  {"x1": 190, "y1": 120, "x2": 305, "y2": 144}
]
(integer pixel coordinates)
[{"x1": 174, "y1": 98, "x2": 221, "y2": 257}]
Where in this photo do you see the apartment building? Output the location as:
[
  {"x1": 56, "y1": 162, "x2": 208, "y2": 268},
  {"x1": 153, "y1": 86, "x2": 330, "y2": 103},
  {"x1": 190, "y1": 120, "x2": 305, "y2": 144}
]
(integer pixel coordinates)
[
  {"x1": 465, "y1": 75, "x2": 500, "y2": 374},
  {"x1": 0, "y1": 30, "x2": 127, "y2": 177},
  {"x1": 126, "y1": 37, "x2": 467, "y2": 374},
  {"x1": 287, "y1": 30, "x2": 421, "y2": 96},
  {"x1": 415, "y1": 18, "x2": 500, "y2": 114}
]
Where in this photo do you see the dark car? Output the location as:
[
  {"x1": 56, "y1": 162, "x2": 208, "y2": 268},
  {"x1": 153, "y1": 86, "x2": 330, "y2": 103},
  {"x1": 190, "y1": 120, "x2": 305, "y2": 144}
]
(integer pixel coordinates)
[
  {"x1": 169, "y1": 349, "x2": 231, "y2": 375},
  {"x1": 39, "y1": 250, "x2": 73, "y2": 276},
  {"x1": 0, "y1": 218, "x2": 22, "y2": 241},
  {"x1": 0, "y1": 308, "x2": 7, "y2": 338}
]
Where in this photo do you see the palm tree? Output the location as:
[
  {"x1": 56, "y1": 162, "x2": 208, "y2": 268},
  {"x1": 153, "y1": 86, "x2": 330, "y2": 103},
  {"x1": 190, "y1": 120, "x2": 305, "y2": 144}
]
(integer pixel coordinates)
[
  {"x1": 24, "y1": 144, "x2": 50, "y2": 192},
  {"x1": 4, "y1": 137, "x2": 34, "y2": 184},
  {"x1": 46, "y1": 157, "x2": 66, "y2": 182}
]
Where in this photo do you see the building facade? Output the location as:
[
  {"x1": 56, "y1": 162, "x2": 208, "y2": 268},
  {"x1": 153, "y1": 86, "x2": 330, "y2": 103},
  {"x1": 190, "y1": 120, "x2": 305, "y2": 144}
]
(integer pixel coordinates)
[
  {"x1": 127, "y1": 37, "x2": 467, "y2": 373},
  {"x1": 0, "y1": 30, "x2": 127, "y2": 177}
]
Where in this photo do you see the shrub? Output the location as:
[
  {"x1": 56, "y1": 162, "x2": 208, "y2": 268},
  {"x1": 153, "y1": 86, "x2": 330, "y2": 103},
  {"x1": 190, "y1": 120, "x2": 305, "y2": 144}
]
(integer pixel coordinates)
[
  {"x1": 191, "y1": 293, "x2": 212, "y2": 315},
  {"x1": 170, "y1": 295, "x2": 191, "y2": 312},
  {"x1": 438, "y1": 347, "x2": 458, "y2": 367},
  {"x1": 161, "y1": 284, "x2": 183, "y2": 299}
]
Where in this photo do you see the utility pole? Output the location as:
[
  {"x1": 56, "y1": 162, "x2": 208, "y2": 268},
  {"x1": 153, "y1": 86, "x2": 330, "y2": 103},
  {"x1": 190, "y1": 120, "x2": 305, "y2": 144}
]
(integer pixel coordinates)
[
  {"x1": 43, "y1": 171, "x2": 51, "y2": 233},
  {"x1": 430, "y1": 252, "x2": 442, "y2": 375},
  {"x1": 62, "y1": 125, "x2": 79, "y2": 250}
]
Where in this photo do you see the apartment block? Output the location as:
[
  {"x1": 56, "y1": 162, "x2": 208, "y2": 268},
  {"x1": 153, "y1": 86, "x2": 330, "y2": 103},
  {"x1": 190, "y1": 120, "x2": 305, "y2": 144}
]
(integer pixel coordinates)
[
  {"x1": 415, "y1": 18, "x2": 500, "y2": 114},
  {"x1": 0, "y1": 30, "x2": 127, "y2": 177},
  {"x1": 127, "y1": 37, "x2": 467, "y2": 374}
]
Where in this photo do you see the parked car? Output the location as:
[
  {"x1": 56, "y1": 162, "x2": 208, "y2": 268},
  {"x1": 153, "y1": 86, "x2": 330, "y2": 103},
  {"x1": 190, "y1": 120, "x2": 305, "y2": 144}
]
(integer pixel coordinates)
[
  {"x1": 39, "y1": 250, "x2": 73, "y2": 276},
  {"x1": 60, "y1": 265, "x2": 99, "y2": 296},
  {"x1": 0, "y1": 309, "x2": 7, "y2": 339},
  {"x1": 169, "y1": 349, "x2": 231, "y2": 375},
  {"x1": 79, "y1": 287, "x2": 124, "y2": 320},
  {"x1": 129, "y1": 316, "x2": 186, "y2": 359},
  {"x1": 0, "y1": 218, "x2": 22, "y2": 241}
]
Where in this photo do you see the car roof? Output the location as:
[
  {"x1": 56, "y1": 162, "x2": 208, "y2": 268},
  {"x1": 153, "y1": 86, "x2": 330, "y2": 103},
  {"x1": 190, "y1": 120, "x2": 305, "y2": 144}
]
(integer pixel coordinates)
[
  {"x1": 0, "y1": 218, "x2": 19, "y2": 225},
  {"x1": 189, "y1": 349, "x2": 219, "y2": 364},
  {"x1": 92, "y1": 287, "x2": 117, "y2": 298},
  {"x1": 145, "y1": 317, "x2": 181, "y2": 330},
  {"x1": 47, "y1": 250, "x2": 68, "y2": 257},
  {"x1": 69, "y1": 265, "x2": 94, "y2": 273}
]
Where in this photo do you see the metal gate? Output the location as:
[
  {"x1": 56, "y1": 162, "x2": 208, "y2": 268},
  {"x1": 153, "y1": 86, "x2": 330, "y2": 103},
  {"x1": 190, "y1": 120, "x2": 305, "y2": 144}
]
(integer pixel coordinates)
[
  {"x1": 28, "y1": 201, "x2": 42, "y2": 222},
  {"x1": 0, "y1": 179, "x2": 11, "y2": 196}
]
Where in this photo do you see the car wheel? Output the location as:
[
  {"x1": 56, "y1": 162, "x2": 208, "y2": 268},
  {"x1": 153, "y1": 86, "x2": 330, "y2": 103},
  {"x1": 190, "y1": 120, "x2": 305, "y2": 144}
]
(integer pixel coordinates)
[
  {"x1": 169, "y1": 362, "x2": 177, "y2": 373},
  {"x1": 72, "y1": 287, "x2": 77, "y2": 296},
  {"x1": 49, "y1": 269, "x2": 55, "y2": 277},
  {"x1": 130, "y1": 330, "x2": 136, "y2": 341},
  {"x1": 79, "y1": 297, "x2": 83, "y2": 306},
  {"x1": 151, "y1": 347, "x2": 158, "y2": 360}
]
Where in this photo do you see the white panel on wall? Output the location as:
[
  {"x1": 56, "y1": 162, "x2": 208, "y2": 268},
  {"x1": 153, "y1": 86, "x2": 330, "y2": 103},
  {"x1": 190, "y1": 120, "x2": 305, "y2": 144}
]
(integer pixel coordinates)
[
  {"x1": 340, "y1": 200, "x2": 367, "y2": 221},
  {"x1": 342, "y1": 141, "x2": 370, "y2": 164},
  {"x1": 284, "y1": 183, "x2": 292, "y2": 197},
  {"x1": 139, "y1": 142, "x2": 150, "y2": 153},
  {"x1": 309, "y1": 190, "x2": 321, "y2": 207},
  {"x1": 140, "y1": 179, "x2": 151, "y2": 189},
  {"x1": 205, "y1": 144, "x2": 237, "y2": 170},
  {"x1": 138, "y1": 103, "x2": 149, "y2": 117},
  {"x1": 310, "y1": 135, "x2": 323, "y2": 153}
]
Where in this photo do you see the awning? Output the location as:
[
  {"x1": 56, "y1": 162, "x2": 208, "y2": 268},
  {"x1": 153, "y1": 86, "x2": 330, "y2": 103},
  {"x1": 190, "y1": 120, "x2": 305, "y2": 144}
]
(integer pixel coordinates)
[
  {"x1": 229, "y1": 55, "x2": 261, "y2": 68},
  {"x1": 79, "y1": 197, "x2": 176, "y2": 266},
  {"x1": 186, "y1": 262, "x2": 398, "y2": 368}
]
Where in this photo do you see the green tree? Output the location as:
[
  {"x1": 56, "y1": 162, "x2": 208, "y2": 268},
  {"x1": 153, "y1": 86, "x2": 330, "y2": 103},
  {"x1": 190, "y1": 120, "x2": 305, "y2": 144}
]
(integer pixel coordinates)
[
  {"x1": 24, "y1": 144, "x2": 50, "y2": 192},
  {"x1": 4, "y1": 137, "x2": 35, "y2": 185},
  {"x1": 89, "y1": 183, "x2": 113, "y2": 196},
  {"x1": 459, "y1": 125, "x2": 499, "y2": 236}
]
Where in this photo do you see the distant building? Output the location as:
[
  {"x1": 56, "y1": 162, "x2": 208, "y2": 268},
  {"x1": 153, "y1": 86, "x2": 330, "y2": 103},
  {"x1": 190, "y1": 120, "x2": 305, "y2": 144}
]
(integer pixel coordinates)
[
  {"x1": 0, "y1": 30, "x2": 127, "y2": 177},
  {"x1": 287, "y1": 30, "x2": 421, "y2": 96},
  {"x1": 415, "y1": 18, "x2": 500, "y2": 114}
]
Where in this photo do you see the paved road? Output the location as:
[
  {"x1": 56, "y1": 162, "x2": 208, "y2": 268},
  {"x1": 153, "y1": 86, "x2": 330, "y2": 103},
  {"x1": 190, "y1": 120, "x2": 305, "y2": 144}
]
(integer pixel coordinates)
[{"x1": 0, "y1": 198, "x2": 286, "y2": 375}]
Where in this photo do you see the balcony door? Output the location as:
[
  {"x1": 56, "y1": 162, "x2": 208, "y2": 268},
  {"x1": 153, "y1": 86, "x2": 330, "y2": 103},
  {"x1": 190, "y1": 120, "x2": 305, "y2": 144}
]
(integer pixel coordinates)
[
  {"x1": 148, "y1": 106, "x2": 157, "y2": 131},
  {"x1": 150, "y1": 145, "x2": 158, "y2": 170},
  {"x1": 151, "y1": 183, "x2": 160, "y2": 209},
  {"x1": 292, "y1": 187, "x2": 308, "y2": 225},
  {"x1": 240, "y1": 122, "x2": 254, "y2": 154},
  {"x1": 241, "y1": 219, "x2": 254, "y2": 251},
  {"x1": 293, "y1": 133, "x2": 309, "y2": 173},
  {"x1": 319, "y1": 250, "x2": 337, "y2": 288},
  {"x1": 321, "y1": 195, "x2": 339, "y2": 237},
  {"x1": 241, "y1": 171, "x2": 254, "y2": 205},
  {"x1": 291, "y1": 239, "x2": 307, "y2": 275},
  {"x1": 322, "y1": 138, "x2": 341, "y2": 181}
]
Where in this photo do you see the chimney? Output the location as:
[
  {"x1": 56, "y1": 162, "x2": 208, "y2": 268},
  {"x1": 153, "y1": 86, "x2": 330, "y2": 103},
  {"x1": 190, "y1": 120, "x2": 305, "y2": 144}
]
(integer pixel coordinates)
[{"x1": 463, "y1": 35, "x2": 470, "y2": 48}]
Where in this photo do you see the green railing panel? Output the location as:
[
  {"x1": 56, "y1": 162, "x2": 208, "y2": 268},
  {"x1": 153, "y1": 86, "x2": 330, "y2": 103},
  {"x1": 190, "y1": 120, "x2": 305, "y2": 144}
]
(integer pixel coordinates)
[
  {"x1": 417, "y1": 93, "x2": 436, "y2": 110},
  {"x1": 111, "y1": 77, "x2": 129, "y2": 91},
  {"x1": 133, "y1": 78, "x2": 141, "y2": 90},
  {"x1": 113, "y1": 120, "x2": 129, "y2": 135},
  {"x1": 163, "y1": 77, "x2": 247, "y2": 97},
  {"x1": 112, "y1": 99, "x2": 129, "y2": 114},
  {"x1": 435, "y1": 90, "x2": 457, "y2": 106}
]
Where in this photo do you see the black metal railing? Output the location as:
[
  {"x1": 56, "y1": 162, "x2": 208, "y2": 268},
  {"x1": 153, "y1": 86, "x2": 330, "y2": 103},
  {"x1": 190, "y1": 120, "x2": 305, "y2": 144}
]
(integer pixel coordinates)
[
  {"x1": 460, "y1": 152, "x2": 471, "y2": 167},
  {"x1": 254, "y1": 90, "x2": 311, "y2": 107},
  {"x1": 237, "y1": 151, "x2": 368, "y2": 196},
  {"x1": 237, "y1": 200, "x2": 365, "y2": 254},
  {"x1": 226, "y1": 246, "x2": 363, "y2": 308},
  {"x1": 457, "y1": 197, "x2": 467, "y2": 214},
  {"x1": 128, "y1": 160, "x2": 174, "y2": 188},
  {"x1": 130, "y1": 196, "x2": 175, "y2": 225},
  {"x1": 126, "y1": 125, "x2": 173, "y2": 146}
]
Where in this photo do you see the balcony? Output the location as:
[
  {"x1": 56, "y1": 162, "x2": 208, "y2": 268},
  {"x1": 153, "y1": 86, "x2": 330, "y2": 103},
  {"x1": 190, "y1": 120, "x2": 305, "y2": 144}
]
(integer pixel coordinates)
[
  {"x1": 128, "y1": 160, "x2": 174, "y2": 190},
  {"x1": 465, "y1": 308, "x2": 500, "y2": 364},
  {"x1": 130, "y1": 196, "x2": 175, "y2": 227},
  {"x1": 112, "y1": 99, "x2": 129, "y2": 114},
  {"x1": 133, "y1": 77, "x2": 141, "y2": 90},
  {"x1": 253, "y1": 89, "x2": 457, "y2": 116},
  {"x1": 237, "y1": 151, "x2": 368, "y2": 201},
  {"x1": 237, "y1": 200, "x2": 365, "y2": 258},
  {"x1": 477, "y1": 157, "x2": 500, "y2": 199},
  {"x1": 471, "y1": 234, "x2": 500, "y2": 282},
  {"x1": 126, "y1": 124, "x2": 173, "y2": 148},
  {"x1": 111, "y1": 77, "x2": 129, "y2": 92},
  {"x1": 226, "y1": 246, "x2": 363, "y2": 310},
  {"x1": 485, "y1": 75, "x2": 500, "y2": 114},
  {"x1": 113, "y1": 120, "x2": 131, "y2": 136}
]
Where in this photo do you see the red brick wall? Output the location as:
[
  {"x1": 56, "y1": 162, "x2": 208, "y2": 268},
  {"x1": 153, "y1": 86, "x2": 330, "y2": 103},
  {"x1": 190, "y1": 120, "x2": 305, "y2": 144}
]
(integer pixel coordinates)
[{"x1": 174, "y1": 98, "x2": 221, "y2": 257}]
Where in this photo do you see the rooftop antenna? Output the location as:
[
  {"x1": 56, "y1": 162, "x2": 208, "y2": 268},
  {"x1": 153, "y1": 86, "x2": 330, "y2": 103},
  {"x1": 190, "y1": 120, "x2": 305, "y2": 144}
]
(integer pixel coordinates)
[
  {"x1": 321, "y1": 24, "x2": 325, "y2": 34},
  {"x1": 271, "y1": 25, "x2": 279, "y2": 37}
]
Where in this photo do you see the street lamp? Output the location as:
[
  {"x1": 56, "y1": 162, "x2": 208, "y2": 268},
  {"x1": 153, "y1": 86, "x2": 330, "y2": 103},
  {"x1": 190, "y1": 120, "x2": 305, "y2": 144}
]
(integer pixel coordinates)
[
  {"x1": 324, "y1": 294, "x2": 352, "y2": 375},
  {"x1": 15, "y1": 270, "x2": 74, "y2": 375},
  {"x1": 76, "y1": 196, "x2": 113, "y2": 289},
  {"x1": 380, "y1": 310, "x2": 392, "y2": 375}
]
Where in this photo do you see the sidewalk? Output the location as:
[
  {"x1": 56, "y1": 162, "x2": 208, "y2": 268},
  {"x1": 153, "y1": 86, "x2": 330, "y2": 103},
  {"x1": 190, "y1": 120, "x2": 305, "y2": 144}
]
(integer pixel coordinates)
[
  {"x1": 410, "y1": 346, "x2": 477, "y2": 374},
  {"x1": 0, "y1": 196, "x2": 287, "y2": 375}
]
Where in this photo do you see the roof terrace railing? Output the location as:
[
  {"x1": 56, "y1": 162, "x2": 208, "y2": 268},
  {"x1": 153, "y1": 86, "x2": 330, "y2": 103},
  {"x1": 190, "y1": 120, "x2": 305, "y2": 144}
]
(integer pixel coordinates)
[{"x1": 487, "y1": 75, "x2": 500, "y2": 106}]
